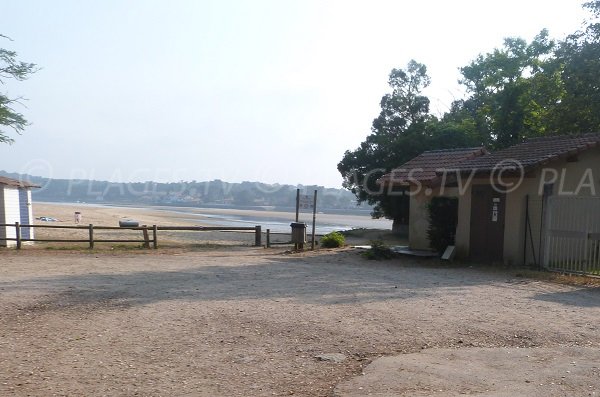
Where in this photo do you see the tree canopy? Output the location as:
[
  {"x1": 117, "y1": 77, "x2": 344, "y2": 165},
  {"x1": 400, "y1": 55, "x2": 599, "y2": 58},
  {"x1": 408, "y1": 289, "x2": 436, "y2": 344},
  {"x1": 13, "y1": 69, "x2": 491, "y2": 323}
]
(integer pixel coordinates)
[
  {"x1": 339, "y1": 1, "x2": 600, "y2": 222},
  {"x1": 337, "y1": 61, "x2": 480, "y2": 221},
  {"x1": 0, "y1": 35, "x2": 37, "y2": 144}
]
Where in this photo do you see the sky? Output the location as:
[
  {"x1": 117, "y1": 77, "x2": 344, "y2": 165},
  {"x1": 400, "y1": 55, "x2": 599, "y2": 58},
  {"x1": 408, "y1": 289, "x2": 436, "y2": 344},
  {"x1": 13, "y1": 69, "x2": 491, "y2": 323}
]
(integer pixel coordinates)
[{"x1": 0, "y1": 0, "x2": 590, "y2": 188}]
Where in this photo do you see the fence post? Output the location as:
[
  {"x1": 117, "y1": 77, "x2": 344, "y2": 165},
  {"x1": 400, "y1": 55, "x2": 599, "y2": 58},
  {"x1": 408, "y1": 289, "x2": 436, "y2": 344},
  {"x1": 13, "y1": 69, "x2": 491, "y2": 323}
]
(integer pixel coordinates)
[
  {"x1": 89, "y1": 224, "x2": 94, "y2": 249},
  {"x1": 541, "y1": 197, "x2": 552, "y2": 269},
  {"x1": 311, "y1": 189, "x2": 317, "y2": 250},
  {"x1": 142, "y1": 225, "x2": 150, "y2": 248},
  {"x1": 255, "y1": 225, "x2": 261, "y2": 247},
  {"x1": 152, "y1": 225, "x2": 158, "y2": 249},
  {"x1": 266, "y1": 228, "x2": 270, "y2": 248},
  {"x1": 15, "y1": 222, "x2": 21, "y2": 250}
]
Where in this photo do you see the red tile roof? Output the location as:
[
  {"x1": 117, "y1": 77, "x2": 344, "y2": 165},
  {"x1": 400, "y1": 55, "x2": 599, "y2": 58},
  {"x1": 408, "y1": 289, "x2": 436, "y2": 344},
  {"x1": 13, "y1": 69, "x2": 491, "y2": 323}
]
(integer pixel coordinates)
[
  {"x1": 379, "y1": 147, "x2": 487, "y2": 187},
  {"x1": 456, "y1": 133, "x2": 600, "y2": 173},
  {"x1": 0, "y1": 176, "x2": 40, "y2": 188}
]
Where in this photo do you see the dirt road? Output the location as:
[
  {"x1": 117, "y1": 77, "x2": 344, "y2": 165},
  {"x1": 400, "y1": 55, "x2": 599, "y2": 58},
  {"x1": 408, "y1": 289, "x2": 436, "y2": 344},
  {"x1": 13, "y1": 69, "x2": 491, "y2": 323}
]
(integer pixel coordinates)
[{"x1": 1, "y1": 248, "x2": 599, "y2": 396}]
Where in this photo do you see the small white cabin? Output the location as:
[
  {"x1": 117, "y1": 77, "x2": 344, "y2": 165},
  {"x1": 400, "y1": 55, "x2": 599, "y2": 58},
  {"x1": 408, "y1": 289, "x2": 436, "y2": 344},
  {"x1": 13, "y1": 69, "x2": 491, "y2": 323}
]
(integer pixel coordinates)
[{"x1": 0, "y1": 176, "x2": 39, "y2": 247}]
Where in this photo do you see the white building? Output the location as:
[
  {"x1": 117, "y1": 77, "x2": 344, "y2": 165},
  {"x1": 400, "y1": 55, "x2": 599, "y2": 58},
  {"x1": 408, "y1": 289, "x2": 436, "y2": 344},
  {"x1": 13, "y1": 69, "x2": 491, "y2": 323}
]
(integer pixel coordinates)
[{"x1": 0, "y1": 176, "x2": 39, "y2": 247}]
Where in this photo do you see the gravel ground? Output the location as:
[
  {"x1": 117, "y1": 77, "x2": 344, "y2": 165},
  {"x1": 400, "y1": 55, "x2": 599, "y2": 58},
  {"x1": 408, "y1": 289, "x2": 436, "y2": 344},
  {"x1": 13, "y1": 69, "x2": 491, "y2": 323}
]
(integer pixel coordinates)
[{"x1": 1, "y1": 248, "x2": 599, "y2": 396}]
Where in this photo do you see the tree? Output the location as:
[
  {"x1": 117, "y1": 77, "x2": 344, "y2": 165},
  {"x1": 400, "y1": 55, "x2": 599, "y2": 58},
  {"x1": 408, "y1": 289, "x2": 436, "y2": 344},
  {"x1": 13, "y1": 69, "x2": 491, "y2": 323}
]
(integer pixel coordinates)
[
  {"x1": 454, "y1": 1, "x2": 600, "y2": 145},
  {"x1": 0, "y1": 35, "x2": 37, "y2": 144},
  {"x1": 338, "y1": 61, "x2": 480, "y2": 227},
  {"x1": 339, "y1": 1, "x2": 600, "y2": 227},
  {"x1": 337, "y1": 61, "x2": 432, "y2": 223},
  {"x1": 458, "y1": 30, "x2": 557, "y2": 148},
  {"x1": 550, "y1": 0, "x2": 600, "y2": 133}
]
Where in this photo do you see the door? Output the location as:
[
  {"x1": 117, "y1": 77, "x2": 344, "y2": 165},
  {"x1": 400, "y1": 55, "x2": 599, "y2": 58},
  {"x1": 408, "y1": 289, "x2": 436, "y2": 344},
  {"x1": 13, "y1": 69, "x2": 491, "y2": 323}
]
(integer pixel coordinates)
[{"x1": 469, "y1": 185, "x2": 506, "y2": 262}]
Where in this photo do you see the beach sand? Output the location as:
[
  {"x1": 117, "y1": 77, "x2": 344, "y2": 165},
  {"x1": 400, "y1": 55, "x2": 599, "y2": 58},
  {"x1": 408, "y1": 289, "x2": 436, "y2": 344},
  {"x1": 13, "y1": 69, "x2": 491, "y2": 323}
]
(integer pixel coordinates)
[
  {"x1": 31, "y1": 203, "x2": 260, "y2": 247},
  {"x1": 34, "y1": 203, "x2": 194, "y2": 227},
  {"x1": 30, "y1": 202, "x2": 400, "y2": 249}
]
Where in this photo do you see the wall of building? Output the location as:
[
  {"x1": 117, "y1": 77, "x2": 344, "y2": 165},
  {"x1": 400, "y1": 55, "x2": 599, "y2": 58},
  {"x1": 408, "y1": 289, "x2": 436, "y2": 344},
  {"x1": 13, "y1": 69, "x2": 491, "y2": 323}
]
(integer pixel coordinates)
[
  {"x1": 0, "y1": 187, "x2": 21, "y2": 247},
  {"x1": 408, "y1": 187, "x2": 430, "y2": 251},
  {"x1": 436, "y1": 147, "x2": 600, "y2": 265},
  {"x1": 503, "y1": 147, "x2": 600, "y2": 266},
  {"x1": 408, "y1": 186, "x2": 460, "y2": 251},
  {"x1": 18, "y1": 189, "x2": 34, "y2": 241},
  {"x1": 406, "y1": 146, "x2": 600, "y2": 262},
  {"x1": 0, "y1": 187, "x2": 4, "y2": 244}
]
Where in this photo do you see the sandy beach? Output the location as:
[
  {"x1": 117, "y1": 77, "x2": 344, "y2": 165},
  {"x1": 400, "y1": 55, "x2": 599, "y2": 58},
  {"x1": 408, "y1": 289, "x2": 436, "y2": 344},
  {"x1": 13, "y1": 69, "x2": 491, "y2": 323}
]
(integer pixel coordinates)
[
  {"x1": 28, "y1": 202, "x2": 398, "y2": 248},
  {"x1": 30, "y1": 203, "x2": 262, "y2": 247},
  {"x1": 34, "y1": 202, "x2": 393, "y2": 230},
  {"x1": 34, "y1": 202, "x2": 203, "y2": 228}
]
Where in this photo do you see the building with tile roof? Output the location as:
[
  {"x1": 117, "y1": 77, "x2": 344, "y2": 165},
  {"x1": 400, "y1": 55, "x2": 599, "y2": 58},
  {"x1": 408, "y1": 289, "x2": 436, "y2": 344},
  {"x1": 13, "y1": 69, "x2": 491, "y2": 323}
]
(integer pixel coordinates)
[
  {"x1": 455, "y1": 133, "x2": 600, "y2": 174},
  {"x1": 378, "y1": 147, "x2": 487, "y2": 187},
  {"x1": 380, "y1": 133, "x2": 600, "y2": 266}
]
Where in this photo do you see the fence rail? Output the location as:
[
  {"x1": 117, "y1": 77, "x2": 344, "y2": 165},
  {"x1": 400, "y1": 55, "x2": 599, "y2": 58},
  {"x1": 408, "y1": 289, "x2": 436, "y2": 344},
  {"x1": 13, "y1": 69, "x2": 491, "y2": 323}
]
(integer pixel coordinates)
[{"x1": 0, "y1": 223, "x2": 262, "y2": 249}]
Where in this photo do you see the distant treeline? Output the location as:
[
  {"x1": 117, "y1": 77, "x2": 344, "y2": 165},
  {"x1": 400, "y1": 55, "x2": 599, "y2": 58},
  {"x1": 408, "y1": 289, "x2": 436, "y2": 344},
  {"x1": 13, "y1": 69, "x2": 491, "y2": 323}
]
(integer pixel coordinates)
[{"x1": 0, "y1": 171, "x2": 365, "y2": 210}]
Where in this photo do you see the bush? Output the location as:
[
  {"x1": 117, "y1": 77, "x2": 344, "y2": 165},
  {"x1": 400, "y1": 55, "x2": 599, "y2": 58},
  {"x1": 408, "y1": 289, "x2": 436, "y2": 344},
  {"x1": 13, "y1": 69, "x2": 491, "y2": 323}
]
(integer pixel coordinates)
[
  {"x1": 427, "y1": 197, "x2": 458, "y2": 254},
  {"x1": 320, "y1": 231, "x2": 345, "y2": 248},
  {"x1": 362, "y1": 240, "x2": 395, "y2": 260}
]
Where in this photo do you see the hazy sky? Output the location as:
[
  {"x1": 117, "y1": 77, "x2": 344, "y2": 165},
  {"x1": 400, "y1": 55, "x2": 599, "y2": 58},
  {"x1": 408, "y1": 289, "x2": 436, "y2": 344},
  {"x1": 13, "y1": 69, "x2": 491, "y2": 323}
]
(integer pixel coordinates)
[{"x1": 1, "y1": 1, "x2": 589, "y2": 187}]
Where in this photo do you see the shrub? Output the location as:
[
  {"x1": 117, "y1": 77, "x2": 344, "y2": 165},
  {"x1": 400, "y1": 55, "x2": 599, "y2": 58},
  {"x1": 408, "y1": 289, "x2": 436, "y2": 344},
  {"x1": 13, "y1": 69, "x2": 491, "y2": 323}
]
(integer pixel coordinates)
[
  {"x1": 320, "y1": 231, "x2": 345, "y2": 248},
  {"x1": 427, "y1": 197, "x2": 458, "y2": 254},
  {"x1": 362, "y1": 240, "x2": 395, "y2": 260}
]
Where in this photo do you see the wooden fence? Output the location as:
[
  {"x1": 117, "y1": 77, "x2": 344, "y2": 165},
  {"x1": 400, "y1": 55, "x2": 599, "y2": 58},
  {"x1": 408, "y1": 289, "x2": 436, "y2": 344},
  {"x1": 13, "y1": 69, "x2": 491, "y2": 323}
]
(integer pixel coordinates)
[
  {"x1": 0, "y1": 223, "x2": 262, "y2": 249},
  {"x1": 264, "y1": 228, "x2": 319, "y2": 250}
]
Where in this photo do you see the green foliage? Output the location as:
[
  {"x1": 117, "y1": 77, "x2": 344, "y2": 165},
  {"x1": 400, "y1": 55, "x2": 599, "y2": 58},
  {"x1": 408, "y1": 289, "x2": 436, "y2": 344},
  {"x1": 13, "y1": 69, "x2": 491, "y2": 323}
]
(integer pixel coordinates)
[
  {"x1": 0, "y1": 35, "x2": 38, "y2": 144},
  {"x1": 427, "y1": 197, "x2": 458, "y2": 254},
  {"x1": 0, "y1": 170, "x2": 362, "y2": 208},
  {"x1": 338, "y1": 61, "x2": 432, "y2": 209},
  {"x1": 338, "y1": 2, "x2": 600, "y2": 223},
  {"x1": 454, "y1": 5, "x2": 600, "y2": 148},
  {"x1": 320, "y1": 231, "x2": 345, "y2": 248},
  {"x1": 362, "y1": 240, "x2": 395, "y2": 260},
  {"x1": 337, "y1": 60, "x2": 480, "y2": 221},
  {"x1": 550, "y1": 1, "x2": 600, "y2": 134},
  {"x1": 458, "y1": 30, "x2": 558, "y2": 148}
]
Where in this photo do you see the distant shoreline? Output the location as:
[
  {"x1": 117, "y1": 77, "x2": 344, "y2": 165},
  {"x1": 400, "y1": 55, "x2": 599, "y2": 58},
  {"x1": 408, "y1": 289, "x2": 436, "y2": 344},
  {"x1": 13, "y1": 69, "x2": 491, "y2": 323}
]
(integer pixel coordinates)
[
  {"x1": 36, "y1": 201, "x2": 392, "y2": 234},
  {"x1": 37, "y1": 200, "x2": 375, "y2": 217}
]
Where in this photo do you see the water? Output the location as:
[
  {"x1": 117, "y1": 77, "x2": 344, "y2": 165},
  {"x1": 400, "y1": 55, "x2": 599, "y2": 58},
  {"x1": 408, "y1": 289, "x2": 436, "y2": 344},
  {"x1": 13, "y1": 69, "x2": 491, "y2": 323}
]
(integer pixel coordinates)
[
  {"x1": 154, "y1": 207, "x2": 392, "y2": 234},
  {"x1": 43, "y1": 201, "x2": 393, "y2": 234}
]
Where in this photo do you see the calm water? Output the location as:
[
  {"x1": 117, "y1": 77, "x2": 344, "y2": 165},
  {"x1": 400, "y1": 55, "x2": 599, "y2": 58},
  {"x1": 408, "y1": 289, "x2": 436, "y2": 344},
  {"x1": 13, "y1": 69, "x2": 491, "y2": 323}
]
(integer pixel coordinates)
[
  {"x1": 45, "y1": 202, "x2": 392, "y2": 234},
  {"x1": 149, "y1": 206, "x2": 392, "y2": 234},
  {"x1": 174, "y1": 210, "x2": 392, "y2": 234}
]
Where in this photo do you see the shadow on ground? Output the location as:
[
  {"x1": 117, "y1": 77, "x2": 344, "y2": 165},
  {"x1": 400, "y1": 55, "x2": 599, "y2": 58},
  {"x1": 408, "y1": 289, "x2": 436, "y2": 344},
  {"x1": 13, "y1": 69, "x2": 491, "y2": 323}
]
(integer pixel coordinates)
[
  {"x1": 0, "y1": 250, "x2": 533, "y2": 313},
  {"x1": 532, "y1": 287, "x2": 600, "y2": 307}
]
